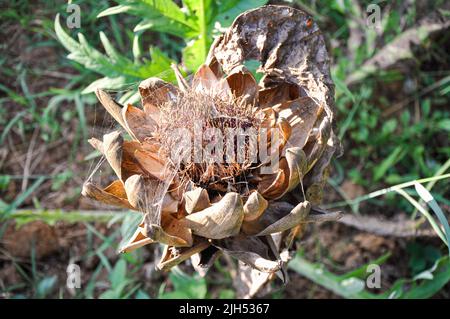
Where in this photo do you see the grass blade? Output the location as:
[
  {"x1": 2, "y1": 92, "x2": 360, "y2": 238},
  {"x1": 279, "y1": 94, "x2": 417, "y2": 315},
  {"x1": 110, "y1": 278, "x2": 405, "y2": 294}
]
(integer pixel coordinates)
[
  {"x1": 325, "y1": 173, "x2": 450, "y2": 209},
  {"x1": 1, "y1": 177, "x2": 46, "y2": 218},
  {"x1": 395, "y1": 189, "x2": 446, "y2": 245},
  {"x1": 415, "y1": 182, "x2": 450, "y2": 255}
]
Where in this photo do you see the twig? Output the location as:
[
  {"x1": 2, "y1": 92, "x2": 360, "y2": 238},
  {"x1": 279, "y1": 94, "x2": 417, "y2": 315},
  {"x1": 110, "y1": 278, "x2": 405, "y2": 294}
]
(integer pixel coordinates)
[{"x1": 337, "y1": 213, "x2": 438, "y2": 238}]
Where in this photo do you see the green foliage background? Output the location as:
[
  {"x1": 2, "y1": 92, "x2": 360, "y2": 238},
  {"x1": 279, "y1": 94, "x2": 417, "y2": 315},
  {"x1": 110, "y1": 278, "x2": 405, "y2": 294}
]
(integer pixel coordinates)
[{"x1": 0, "y1": 0, "x2": 449, "y2": 299}]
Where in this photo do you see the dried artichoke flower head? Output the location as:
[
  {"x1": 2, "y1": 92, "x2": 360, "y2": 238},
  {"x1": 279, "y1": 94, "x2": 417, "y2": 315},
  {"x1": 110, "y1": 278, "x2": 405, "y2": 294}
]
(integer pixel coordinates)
[{"x1": 82, "y1": 5, "x2": 342, "y2": 298}]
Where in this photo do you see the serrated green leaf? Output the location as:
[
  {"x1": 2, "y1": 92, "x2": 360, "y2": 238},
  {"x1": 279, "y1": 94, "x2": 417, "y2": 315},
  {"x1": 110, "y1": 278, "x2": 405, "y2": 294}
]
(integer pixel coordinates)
[
  {"x1": 106, "y1": 0, "x2": 267, "y2": 71},
  {"x1": 55, "y1": 16, "x2": 176, "y2": 93},
  {"x1": 99, "y1": 31, "x2": 129, "y2": 63},
  {"x1": 133, "y1": 17, "x2": 194, "y2": 37},
  {"x1": 54, "y1": 14, "x2": 80, "y2": 52}
]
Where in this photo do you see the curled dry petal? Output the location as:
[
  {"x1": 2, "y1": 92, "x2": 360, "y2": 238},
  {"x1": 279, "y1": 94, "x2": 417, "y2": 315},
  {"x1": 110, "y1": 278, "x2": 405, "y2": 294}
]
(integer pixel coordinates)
[
  {"x1": 243, "y1": 191, "x2": 268, "y2": 222},
  {"x1": 258, "y1": 116, "x2": 290, "y2": 167},
  {"x1": 304, "y1": 116, "x2": 331, "y2": 172},
  {"x1": 259, "y1": 107, "x2": 276, "y2": 129},
  {"x1": 144, "y1": 223, "x2": 190, "y2": 247},
  {"x1": 225, "y1": 65, "x2": 259, "y2": 105},
  {"x1": 92, "y1": 133, "x2": 173, "y2": 184},
  {"x1": 193, "y1": 64, "x2": 219, "y2": 90},
  {"x1": 304, "y1": 136, "x2": 337, "y2": 205},
  {"x1": 242, "y1": 201, "x2": 310, "y2": 236},
  {"x1": 121, "y1": 213, "x2": 194, "y2": 253},
  {"x1": 96, "y1": 89, "x2": 140, "y2": 139},
  {"x1": 122, "y1": 141, "x2": 150, "y2": 179},
  {"x1": 160, "y1": 214, "x2": 193, "y2": 247},
  {"x1": 132, "y1": 148, "x2": 172, "y2": 181},
  {"x1": 171, "y1": 63, "x2": 190, "y2": 92},
  {"x1": 258, "y1": 83, "x2": 301, "y2": 108},
  {"x1": 212, "y1": 236, "x2": 281, "y2": 273},
  {"x1": 95, "y1": 131, "x2": 155, "y2": 181},
  {"x1": 258, "y1": 147, "x2": 307, "y2": 200},
  {"x1": 183, "y1": 187, "x2": 211, "y2": 214},
  {"x1": 82, "y1": 182, "x2": 134, "y2": 210},
  {"x1": 235, "y1": 265, "x2": 273, "y2": 299},
  {"x1": 124, "y1": 174, "x2": 146, "y2": 208},
  {"x1": 241, "y1": 201, "x2": 290, "y2": 235},
  {"x1": 275, "y1": 117, "x2": 291, "y2": 153},
  {"x1": 139, "y1": 77, "x2": 178, "y2": 106},
  {"x1": 88, "y1": 137, "x2": 103, "y2": 153},
  {"x1": 205, "y1": 35, "x2": 225, "y2": 77},
  {"x1": 181, "y1": 192, "x2": 244, "y2": 239},
  {"x1": 119, "y1": 220, "x2": 153, "y2": 253},
  {"x1": 274, "y1": 97, "x2": 321, "y2": 151},
  {"x1": 192, "y1": 64, "x2": 231, "y2": 98},
  {"x1": 95, "y1": 89, "x2": 126, "y2": 131},
  {"x1": 124, "y1": 174, "x2": 178, "y2": 213},
  {"x1": 255, "y1": 201, "x2": 311, "y2": 236},
  {"x1": 114, "y1": 139, "x2": 172, "y2": 182},
  {"x1": 103, "y1": 180, "x2": 127, "y2": 199},
  {"x1": 257, "y1": 163, "x2": 288, "y2": 200},
  {"x1": 90, "y1": 131, "x2": 171, "y2": 186},
  {"x1": 284, "y1": 147, "x2": 307, "y2": 193},
  {"x1": 103, "y1": 131, "x2": 124, "y2": 181},
  {"x1": 122, "y1": 104, "x2": 155, "y2": 141}
]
